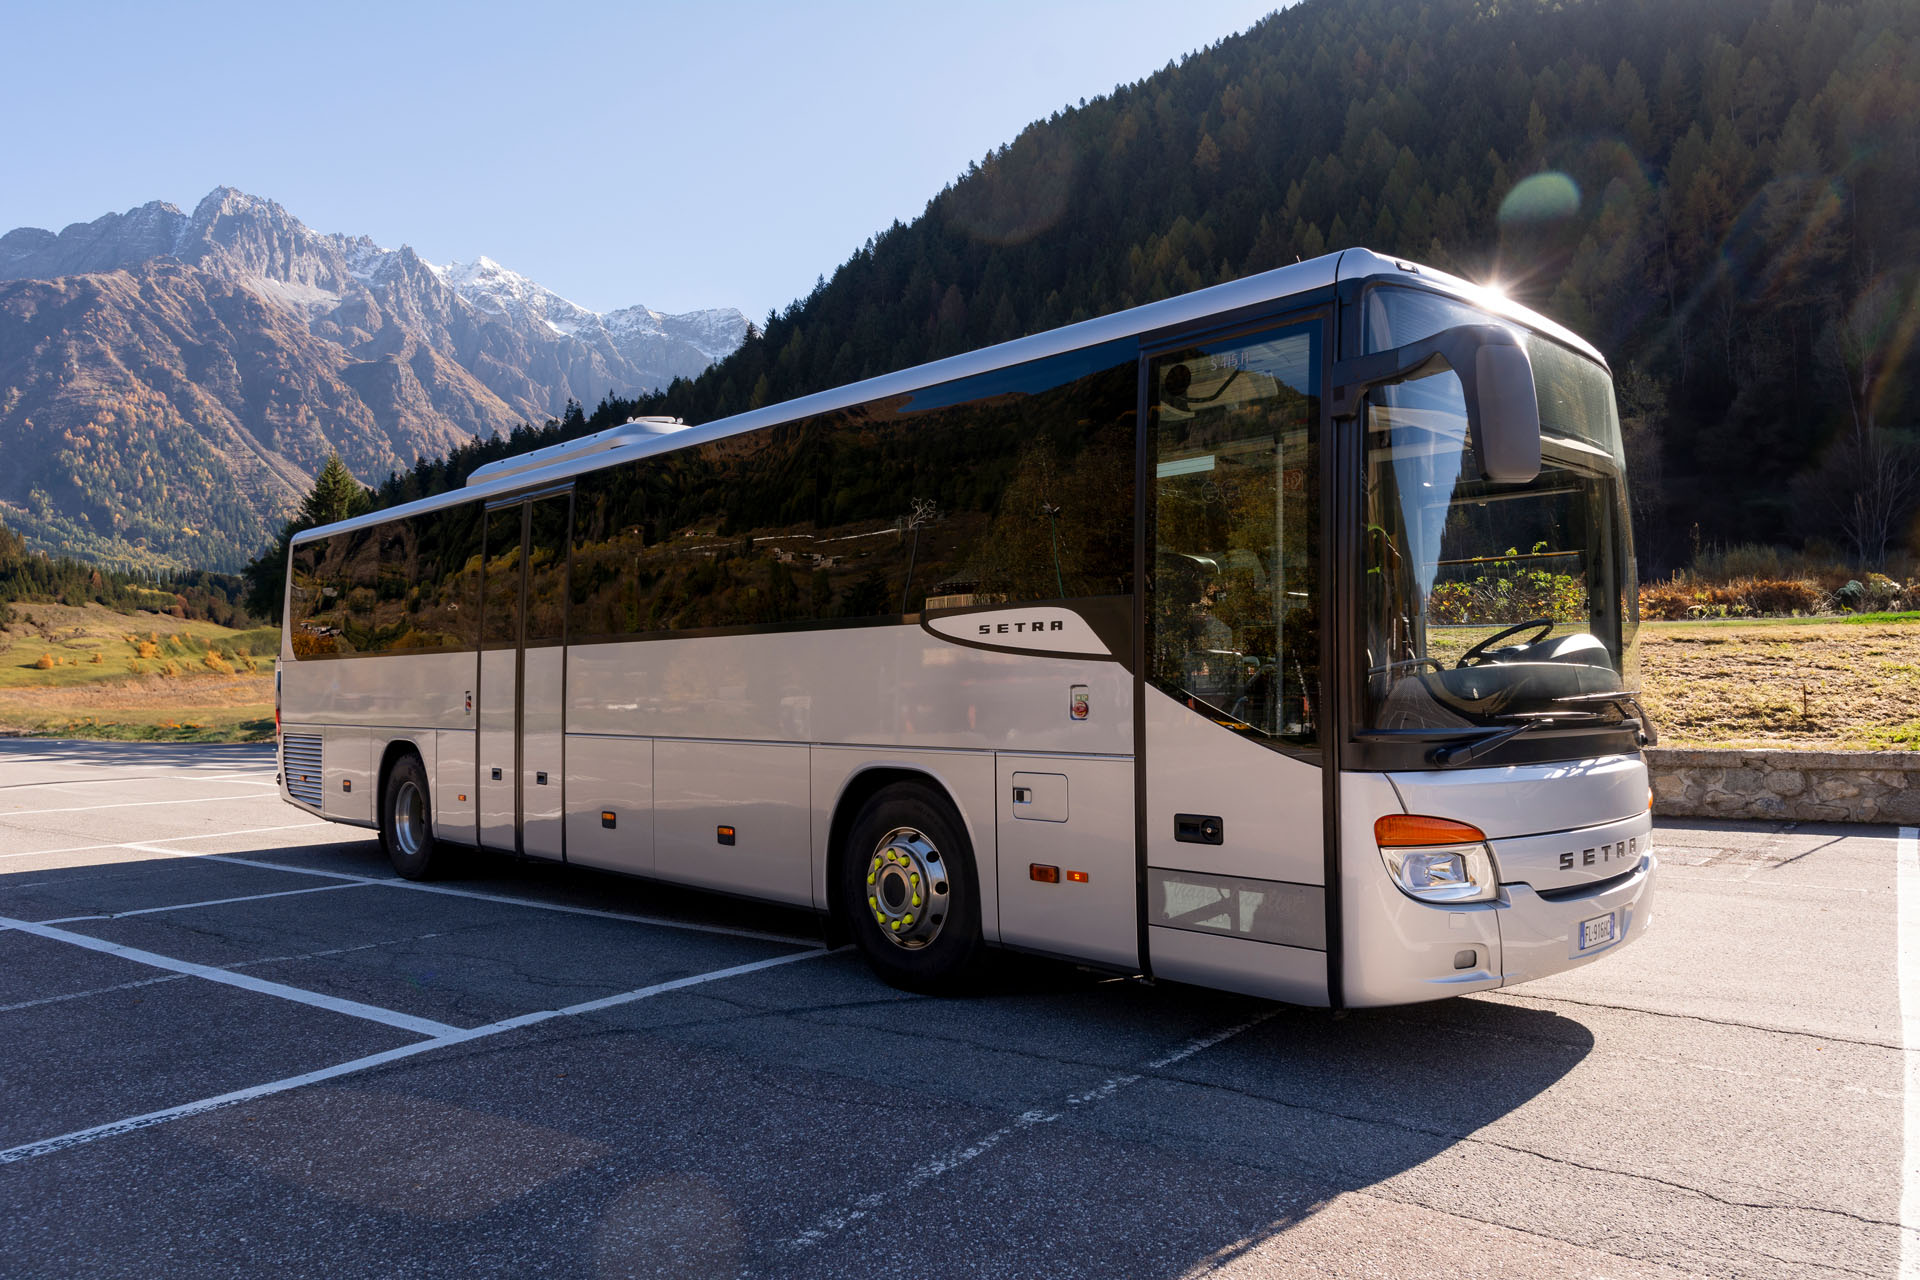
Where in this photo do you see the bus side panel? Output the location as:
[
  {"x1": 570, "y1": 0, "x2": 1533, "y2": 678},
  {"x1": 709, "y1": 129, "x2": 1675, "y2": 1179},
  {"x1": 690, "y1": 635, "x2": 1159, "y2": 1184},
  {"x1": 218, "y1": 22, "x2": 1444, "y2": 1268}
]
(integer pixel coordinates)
[
  {"x1": 321, "y1": 728, "x2": 373, "y2": 825},
  {"x1": 995, "y1": 753, "x2": 1137, "y2": 969},
  {"x1": 809, "y1": 747, "x2": 999, "y2": 940},
  {"x1": 566, "y1": 627, "x2": 1130, "y2": 756},
  {"x1": 655, "y1": 740, "x2": 811, "y2": 906},
  {"x1": 565, "y1": 734, "x2": 654, "y2": 876},
  {"x1": 434, "y1": 729, "x2": 476, "y2": 845}
]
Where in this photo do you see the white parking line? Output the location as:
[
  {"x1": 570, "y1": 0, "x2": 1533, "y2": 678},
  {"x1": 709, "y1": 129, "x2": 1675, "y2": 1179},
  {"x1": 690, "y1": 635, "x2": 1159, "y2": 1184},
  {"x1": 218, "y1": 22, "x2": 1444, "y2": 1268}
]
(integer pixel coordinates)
[
  {"x1": 0, "y1": 794, "x2": 278, "y2": 816},
  {"x1": 0, "y1": 916, "x2": 461, "y2": 1038},
  {"x1": 204, "y1": 854, "x2": 825, "y2": 949},
  {"x1": 0, "y1": 945, "x2": 833, "y2": 1164},
  {"x1": 0, "y1": 824, "x2": 328, "y2": 862},
  {"x1": 34, "y1": 881, "x2": 367, "y2": 925},
  {"x1": 0, "y1": 934, "x2": 439, "y2": 1016},
  {"x1": 0, "y1": 772, "x2": 277, "y2": 793},
  {"x1": 784, "y1": 1008, "x2": 1276, "y2": 1250},
  {"x1": 1898, "y1": 825, "x2": 1919, "y2": 1279}
]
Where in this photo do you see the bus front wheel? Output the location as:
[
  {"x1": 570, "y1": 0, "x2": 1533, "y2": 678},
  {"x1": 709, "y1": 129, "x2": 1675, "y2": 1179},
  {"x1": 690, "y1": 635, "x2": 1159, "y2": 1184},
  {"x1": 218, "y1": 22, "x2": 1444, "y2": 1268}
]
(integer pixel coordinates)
[
  {"x1": 380, "y1": 753, "x2": 444, "y2": 881},
  {"x1": 841, "y1": 782, "x2": 987, "y2": 993}
]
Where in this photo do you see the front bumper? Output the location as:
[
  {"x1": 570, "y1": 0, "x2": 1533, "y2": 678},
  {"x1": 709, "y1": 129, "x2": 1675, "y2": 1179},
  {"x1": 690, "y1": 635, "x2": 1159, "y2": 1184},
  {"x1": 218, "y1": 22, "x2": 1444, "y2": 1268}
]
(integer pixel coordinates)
[{"x1": 1498, "y1": 853, "x2": 1656, "y2": 987}]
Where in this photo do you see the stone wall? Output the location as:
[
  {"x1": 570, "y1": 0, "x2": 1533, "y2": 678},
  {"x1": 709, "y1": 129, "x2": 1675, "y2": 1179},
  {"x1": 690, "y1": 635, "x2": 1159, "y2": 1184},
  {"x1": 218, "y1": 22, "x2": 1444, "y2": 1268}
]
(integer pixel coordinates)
[{"x1": 1646, "y1": 747, "x2": 1920, "y2": 824}]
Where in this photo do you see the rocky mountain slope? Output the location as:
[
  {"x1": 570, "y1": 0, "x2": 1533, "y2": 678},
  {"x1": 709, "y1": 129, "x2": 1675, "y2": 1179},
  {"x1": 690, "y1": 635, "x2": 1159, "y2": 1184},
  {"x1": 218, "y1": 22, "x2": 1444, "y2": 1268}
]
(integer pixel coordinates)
[{"x1": 0, "y1": 188, "x2": 745, "y2": 569}]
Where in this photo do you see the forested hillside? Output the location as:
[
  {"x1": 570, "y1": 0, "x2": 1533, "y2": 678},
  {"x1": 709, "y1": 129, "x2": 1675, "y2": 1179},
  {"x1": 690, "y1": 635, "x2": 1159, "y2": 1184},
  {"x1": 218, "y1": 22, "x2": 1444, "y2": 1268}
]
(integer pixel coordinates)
[{"x1": 346, "y1": 0, "x2": 1920, "y2": 576}]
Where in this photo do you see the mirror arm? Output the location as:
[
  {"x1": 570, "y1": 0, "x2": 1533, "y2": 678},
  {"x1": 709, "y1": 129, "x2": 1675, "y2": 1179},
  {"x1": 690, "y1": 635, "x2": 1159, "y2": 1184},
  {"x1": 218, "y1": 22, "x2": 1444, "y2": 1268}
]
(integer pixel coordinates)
[{"x1": 1329, "y1": 323, "x2": 1541, "y2": 484}]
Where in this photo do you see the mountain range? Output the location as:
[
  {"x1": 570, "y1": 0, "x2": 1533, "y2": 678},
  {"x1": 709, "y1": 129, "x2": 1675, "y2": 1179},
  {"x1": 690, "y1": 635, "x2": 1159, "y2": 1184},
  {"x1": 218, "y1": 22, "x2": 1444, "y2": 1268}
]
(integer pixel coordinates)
[{"x1": 0, "y1": 188, "x2": 745, "y2": 569}]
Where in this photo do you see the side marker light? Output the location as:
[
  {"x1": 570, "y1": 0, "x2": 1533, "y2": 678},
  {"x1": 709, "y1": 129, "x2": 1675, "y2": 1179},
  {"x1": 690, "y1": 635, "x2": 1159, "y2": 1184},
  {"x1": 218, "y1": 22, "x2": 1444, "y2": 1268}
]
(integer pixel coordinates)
[
  {"x1": 1066, "y1": 870, "x2": 1089, "y2": 883},
  {"x1": 717, "y1": 825, "x2": 736, "y2": 846},
  {"x1": 1030, "y1": 864, "x2": 1059, "y2": 883},
  {"x1": 601, "y1": 811, "x2": 616, "y2": 829}
]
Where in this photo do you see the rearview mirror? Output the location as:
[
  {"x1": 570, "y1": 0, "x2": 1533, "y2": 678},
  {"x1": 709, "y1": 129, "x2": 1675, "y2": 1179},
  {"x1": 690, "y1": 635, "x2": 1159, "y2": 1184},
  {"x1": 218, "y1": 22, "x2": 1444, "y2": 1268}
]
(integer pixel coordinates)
[{"x1": 1331, "y1": 324, "x2": 1542, "y2": 484}]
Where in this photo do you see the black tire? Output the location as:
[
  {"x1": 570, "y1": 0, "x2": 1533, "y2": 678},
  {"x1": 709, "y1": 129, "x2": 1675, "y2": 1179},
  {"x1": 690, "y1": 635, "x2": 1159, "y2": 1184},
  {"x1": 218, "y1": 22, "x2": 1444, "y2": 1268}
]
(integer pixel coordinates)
[
  {"x1": 380, "y1": 753, "x2": 445, "y2": 881},
  {"x1": 840, "y1": 782, "x2": 988, "y2": 993}
]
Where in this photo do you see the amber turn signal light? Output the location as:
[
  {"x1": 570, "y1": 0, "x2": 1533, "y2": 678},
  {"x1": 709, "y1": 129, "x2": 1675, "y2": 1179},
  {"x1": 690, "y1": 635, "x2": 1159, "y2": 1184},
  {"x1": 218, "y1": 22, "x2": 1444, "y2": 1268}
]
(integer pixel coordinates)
[
  {"x1": 1374, "y1": 814, "x2": 1487, "y2": 847},
  {"x1": 1030, "y1": 863, "x2": 1059, "y2": 883},
  {"x1": 1066, "y1": 870, "x2": 1089, "y2": 883}
]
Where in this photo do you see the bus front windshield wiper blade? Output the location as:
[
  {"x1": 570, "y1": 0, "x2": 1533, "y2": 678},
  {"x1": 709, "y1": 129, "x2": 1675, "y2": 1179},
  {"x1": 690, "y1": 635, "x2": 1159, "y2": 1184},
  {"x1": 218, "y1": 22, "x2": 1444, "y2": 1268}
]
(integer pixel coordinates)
[
  {"x1": 1554, "y1": 690, "x2": 1657, "y2": 746},
  {"x1": 1428, "y1": 712, "x2": 1572, "y2": 768}
]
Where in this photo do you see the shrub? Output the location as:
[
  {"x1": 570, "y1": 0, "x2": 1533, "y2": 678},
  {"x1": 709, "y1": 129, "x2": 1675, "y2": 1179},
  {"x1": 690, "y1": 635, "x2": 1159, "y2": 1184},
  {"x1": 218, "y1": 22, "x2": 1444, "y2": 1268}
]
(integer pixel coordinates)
[
  {"x1": 33, "y1": 653, "x2": 53, "y2": 670},
  {"x1": 136, "y1": 640, "x2": 159, "y2": 659},
  {"x1": 1640, "y1": 579, "x2": 1696, "y2": 620},
  {"x1": 90, "y1": 652, "x2": 103, "y2": 664},
  {"x1": 202, "y1": 649, "x2": 233, "y2": 675},
  {"x1": 160, "y1": 661, "x2": 179, "y2": 678},
  {"x1": 1836, "y1": 580, "x2": 1867, "y2": 611}
]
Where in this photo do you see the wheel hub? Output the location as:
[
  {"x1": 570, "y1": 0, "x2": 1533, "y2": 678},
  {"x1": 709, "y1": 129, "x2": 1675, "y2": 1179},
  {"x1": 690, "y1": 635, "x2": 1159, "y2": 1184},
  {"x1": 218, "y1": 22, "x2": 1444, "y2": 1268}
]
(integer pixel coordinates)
[
  {"x1": 865, "y1": 827, "x2": 950, "y2": 949},
  {"x1": 393, "y1": 779, "x2": 425, "y2": 858}
]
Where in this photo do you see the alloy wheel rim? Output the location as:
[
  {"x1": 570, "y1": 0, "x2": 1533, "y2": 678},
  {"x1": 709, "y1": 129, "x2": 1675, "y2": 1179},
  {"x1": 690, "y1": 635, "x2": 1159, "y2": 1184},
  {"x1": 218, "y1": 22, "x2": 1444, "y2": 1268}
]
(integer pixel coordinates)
[
  {"x1": 865, "y1": 826, "x2": 950, "y2": 949},
  {"x1": 393, "y1": 780, "x2": 425, "y2": 858}
]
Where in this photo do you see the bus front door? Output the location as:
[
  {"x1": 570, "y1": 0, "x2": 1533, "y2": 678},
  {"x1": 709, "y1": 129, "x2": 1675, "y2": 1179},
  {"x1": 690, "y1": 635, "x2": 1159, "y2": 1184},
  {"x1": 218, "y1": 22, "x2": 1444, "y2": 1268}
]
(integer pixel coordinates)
[{"x1": 477, "y1": 493, "x2": 571, "y2": 859}]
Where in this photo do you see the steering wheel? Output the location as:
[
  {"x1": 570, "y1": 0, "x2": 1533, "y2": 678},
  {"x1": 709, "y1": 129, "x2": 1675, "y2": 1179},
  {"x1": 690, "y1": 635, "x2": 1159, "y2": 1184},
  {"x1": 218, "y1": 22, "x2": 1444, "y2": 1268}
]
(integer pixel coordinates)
[{"x1": 1457, "y1": 617, "x2": 1554, "y2": 667}]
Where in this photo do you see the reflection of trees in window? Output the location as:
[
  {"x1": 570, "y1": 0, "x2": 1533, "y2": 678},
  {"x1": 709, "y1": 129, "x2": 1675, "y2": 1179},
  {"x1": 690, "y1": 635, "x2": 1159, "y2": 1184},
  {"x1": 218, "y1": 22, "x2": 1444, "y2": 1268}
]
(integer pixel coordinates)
[
  {"x1": 568, "y1": 342, "x2": 1137, "y2": 640},
  {"x1": 482, "y1": 506, "x2": 524, "y2": 650},
  {"x1": 287, "y1": 504, "x2": 482, "y2": 658},
  {"x1": 1150, "y1": 327, "x2": 1321, "y2": 747},
  {"x1": 525, "y1": 497, "x2": 570, "y2": 645}
]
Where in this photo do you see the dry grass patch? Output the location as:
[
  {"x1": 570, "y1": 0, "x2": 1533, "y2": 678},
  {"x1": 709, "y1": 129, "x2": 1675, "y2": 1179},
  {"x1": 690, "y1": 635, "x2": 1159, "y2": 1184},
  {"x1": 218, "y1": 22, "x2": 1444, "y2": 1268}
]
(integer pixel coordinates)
[{"x1": 1640, "y1": 621, "x2": 1920, "y2": 750}]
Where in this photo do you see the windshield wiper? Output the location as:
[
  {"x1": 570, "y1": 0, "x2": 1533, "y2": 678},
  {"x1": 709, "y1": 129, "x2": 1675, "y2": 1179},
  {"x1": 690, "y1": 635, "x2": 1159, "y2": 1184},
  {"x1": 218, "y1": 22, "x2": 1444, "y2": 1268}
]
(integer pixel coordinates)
[
  {"x1": 1427, "y1": 713, "x2": 1565, "y2": 767},
  {"x1": 1427, "y1": 691, "x2": 1654, "y2": 768},
  {"x1": 1554, "y1": 690, "x2": 1657, "y2": 746}
]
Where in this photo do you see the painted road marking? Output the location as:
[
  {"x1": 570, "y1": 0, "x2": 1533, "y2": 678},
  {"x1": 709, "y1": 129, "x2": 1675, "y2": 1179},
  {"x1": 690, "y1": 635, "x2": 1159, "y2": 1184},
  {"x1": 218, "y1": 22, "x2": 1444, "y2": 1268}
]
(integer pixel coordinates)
[
  {"x1": 0, "y1": 934, "x2": 445, "y2": 1016},
  {"x1": 1899, "y1": 825, "x2": 1918, "y2": 1280},
  {"x1": 0, "y1": 915, "x2": 462, "y2": 1038},
  {"x1": 205, "y1": 854, "x2": 824, "y2": 949},
  {"x1": 34, "y1": 880, "x2": 367, "y2": 925},
  {"x1": 0, "y1": 794, "x2": 281, "y2": 817},
  {"x1": 0, "y1": 946, "x2": 833, "y2": 1164},
  {"x1": 0, "y1": 824, "x2": 332, "y2": 862},
  {"x1": 784, "y1": 1008, "x2": 1277, "y2": 1250}
]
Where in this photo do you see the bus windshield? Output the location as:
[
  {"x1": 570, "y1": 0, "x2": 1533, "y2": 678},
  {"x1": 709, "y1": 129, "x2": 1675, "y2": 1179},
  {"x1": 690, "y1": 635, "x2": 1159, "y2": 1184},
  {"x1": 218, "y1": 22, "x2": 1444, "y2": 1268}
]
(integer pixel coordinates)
[{"x1": 1359, "y1": 286, "x2": 1640, "y2": 740}]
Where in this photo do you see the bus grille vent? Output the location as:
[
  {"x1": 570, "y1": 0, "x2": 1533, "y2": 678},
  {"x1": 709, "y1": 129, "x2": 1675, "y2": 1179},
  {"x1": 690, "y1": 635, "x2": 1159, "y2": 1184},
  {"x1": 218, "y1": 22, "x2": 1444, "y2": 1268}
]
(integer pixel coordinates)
[{"x1": 283, "y1": 734, "x2": 323, "y2": 806}]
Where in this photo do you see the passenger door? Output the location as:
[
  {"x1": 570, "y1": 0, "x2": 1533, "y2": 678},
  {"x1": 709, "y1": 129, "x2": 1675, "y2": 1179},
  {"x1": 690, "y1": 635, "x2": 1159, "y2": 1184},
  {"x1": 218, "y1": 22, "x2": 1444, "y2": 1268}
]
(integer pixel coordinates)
[
  {"x1": 1141, "y1": 318, "x2": 1330, "y2": 1004},
  {"x1": 476, "y1": 492, "x2": 571, "y2": 859}
]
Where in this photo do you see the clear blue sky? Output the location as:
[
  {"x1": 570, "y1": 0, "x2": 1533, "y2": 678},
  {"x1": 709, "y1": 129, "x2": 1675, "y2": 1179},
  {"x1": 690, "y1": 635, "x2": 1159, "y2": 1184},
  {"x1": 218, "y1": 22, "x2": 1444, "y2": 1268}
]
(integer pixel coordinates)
[{"x1": 1, "y1": 1, "x2": 1282, "y2": 321}]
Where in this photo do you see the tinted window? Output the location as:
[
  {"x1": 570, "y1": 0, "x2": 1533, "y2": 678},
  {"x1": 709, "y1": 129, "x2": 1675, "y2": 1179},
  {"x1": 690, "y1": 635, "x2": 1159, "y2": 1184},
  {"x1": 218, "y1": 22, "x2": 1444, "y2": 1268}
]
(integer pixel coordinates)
[
  {"x1": 570, "y1": 341, "x2": 1137, "y2": 640},
  {"x1": 481, "y1": 505, "x2": 523, "y2": 650},
  {"x1": 526, "y1": 495, "x2": 570, "y2": 645},
  {"x1": 287, "y1": 503, "x2": 482, "y2": 658},
  {"x1": 1149, "y1": 323, "x2": 1321, "y2": 748}
]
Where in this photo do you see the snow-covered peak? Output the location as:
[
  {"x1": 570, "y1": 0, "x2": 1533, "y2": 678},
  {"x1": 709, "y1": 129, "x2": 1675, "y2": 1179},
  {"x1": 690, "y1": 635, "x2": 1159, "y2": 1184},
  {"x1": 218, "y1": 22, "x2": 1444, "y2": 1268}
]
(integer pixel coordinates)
[{"x1": 439, "y1": 254, "x2": 602, "y2": 336}]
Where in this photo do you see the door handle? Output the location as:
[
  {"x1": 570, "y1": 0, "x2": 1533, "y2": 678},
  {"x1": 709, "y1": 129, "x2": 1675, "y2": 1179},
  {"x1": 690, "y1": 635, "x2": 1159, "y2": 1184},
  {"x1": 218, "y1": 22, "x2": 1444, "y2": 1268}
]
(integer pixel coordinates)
[
  {"x1": 1012, "y1": 787, "x2": 1033, "y2": 805},
  {"x1": 1175, "y1": 814, "x2": 1223, "y2": 845}
]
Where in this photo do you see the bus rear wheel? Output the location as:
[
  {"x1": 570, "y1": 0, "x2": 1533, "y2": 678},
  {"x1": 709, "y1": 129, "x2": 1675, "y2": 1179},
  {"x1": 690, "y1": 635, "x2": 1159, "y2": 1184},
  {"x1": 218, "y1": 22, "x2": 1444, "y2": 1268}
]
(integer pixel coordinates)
[
  {"x1": 380, "y1": 753, "x2": 444, "y2": 881},
  {"x1": 841, "y1": 782, "x2": 987, "y2": 993}
]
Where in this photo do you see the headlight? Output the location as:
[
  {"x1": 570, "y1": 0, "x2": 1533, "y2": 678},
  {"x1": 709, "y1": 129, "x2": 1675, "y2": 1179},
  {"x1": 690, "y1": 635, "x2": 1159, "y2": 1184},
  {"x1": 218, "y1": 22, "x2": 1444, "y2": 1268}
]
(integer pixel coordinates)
[{"x1": 1375, "y1": 815, "x2": 1500, "y2": 904}]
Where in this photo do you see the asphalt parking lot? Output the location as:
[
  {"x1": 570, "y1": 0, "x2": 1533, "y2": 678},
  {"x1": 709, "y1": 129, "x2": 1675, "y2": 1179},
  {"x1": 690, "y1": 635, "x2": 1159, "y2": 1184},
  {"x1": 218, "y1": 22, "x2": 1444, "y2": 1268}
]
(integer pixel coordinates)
[{"x1": 0, "y1": 740, "x2": 1904, "y2": 1278}]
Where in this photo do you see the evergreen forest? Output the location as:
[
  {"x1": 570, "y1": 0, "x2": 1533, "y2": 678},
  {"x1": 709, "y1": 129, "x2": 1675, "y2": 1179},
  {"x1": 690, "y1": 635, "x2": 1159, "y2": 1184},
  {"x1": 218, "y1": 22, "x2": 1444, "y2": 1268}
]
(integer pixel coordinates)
[{"x1": 261, "y1": 0, "x2": 1920, "y2": 606}]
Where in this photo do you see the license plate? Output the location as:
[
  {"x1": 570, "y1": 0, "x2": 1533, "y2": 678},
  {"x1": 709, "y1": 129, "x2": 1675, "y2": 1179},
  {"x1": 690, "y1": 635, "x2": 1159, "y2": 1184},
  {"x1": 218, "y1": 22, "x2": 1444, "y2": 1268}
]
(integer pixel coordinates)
[{"x1": 1580, "y1": 913, "x2": 1616, "y2": 950}]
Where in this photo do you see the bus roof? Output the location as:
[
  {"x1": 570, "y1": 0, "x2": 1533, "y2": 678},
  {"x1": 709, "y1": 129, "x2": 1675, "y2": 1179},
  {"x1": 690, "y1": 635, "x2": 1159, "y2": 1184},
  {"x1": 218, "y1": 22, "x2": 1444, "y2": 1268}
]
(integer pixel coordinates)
[{"x1": 292, "y1": 247, "x2": 1605, "y2": 544}]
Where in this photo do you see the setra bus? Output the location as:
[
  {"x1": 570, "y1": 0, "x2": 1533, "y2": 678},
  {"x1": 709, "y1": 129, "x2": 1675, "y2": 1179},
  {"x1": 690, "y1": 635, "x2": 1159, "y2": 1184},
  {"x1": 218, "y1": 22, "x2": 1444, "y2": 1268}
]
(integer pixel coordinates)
[{"x1": 276, "y1": 248, "x2": 1656, "y2": 1007}]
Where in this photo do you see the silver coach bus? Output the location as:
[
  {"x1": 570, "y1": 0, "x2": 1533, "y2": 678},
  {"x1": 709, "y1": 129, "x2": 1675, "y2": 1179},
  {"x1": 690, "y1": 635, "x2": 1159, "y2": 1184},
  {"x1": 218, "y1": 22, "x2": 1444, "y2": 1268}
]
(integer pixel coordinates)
[{"x1": 277, "y1": 248, "x2": 1657, "y2": 1007}]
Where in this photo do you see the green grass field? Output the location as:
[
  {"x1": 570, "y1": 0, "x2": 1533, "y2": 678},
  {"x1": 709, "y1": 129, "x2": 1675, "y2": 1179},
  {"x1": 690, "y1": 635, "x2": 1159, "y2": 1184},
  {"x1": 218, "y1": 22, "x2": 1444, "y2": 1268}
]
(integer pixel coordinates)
[{"x1": 0, "y1": 602, "x2": 276, "y2": 741}]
